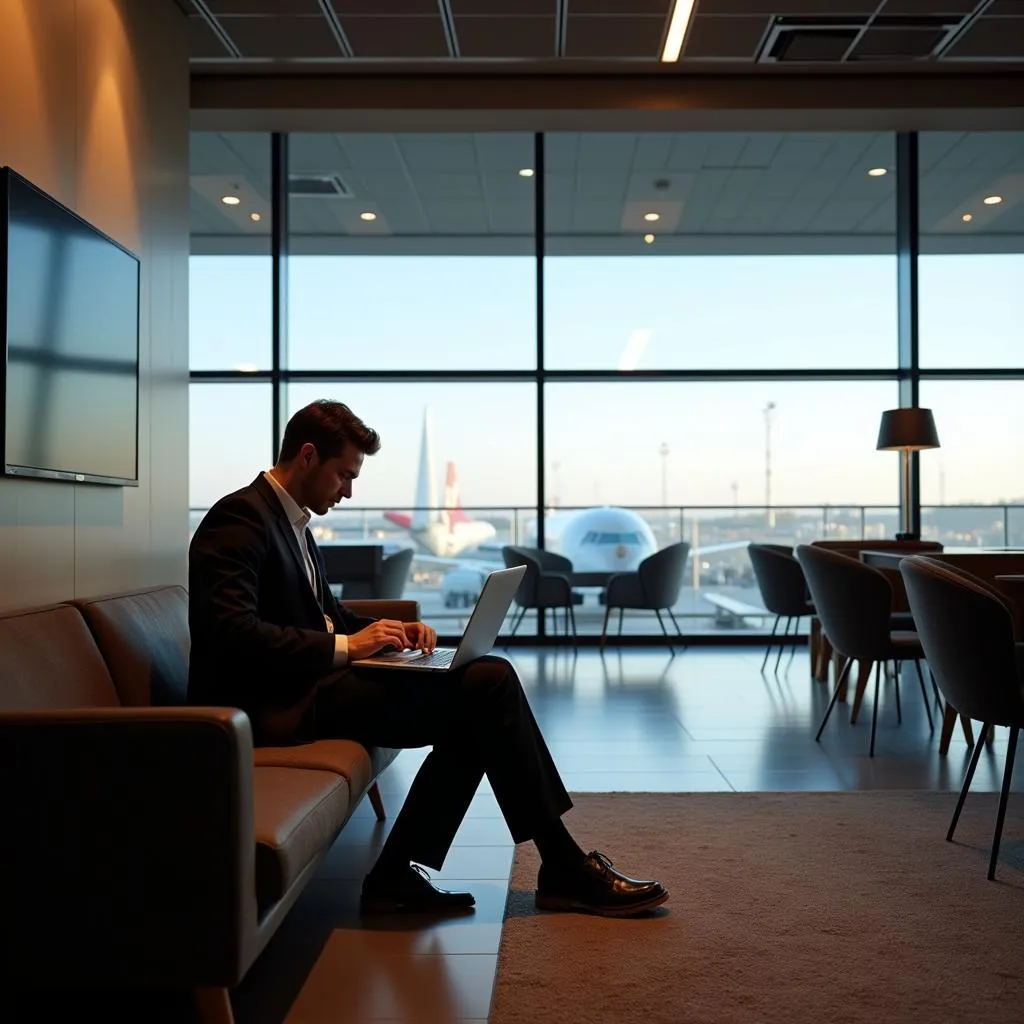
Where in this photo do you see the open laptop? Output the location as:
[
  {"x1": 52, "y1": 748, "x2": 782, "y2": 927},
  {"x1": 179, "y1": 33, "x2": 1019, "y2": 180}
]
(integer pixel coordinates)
[{"x1": 350, "y1": 564, "x2": 526, "y2": 673}]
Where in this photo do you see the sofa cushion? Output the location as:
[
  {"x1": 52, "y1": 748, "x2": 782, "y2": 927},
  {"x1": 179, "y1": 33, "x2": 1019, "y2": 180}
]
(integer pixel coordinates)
[
  {"x1": 254, "y1": 740, "x2": 399, "y2": 798},
  {"x1": 0, "y1": 605, "x2": 120, "y2": 710},
  {"x1": 75, "y1": 586, "x2": 190, "y2": 707},
  {"x1": 252, "y1": 766, "x2": 350, "y2": 912}
]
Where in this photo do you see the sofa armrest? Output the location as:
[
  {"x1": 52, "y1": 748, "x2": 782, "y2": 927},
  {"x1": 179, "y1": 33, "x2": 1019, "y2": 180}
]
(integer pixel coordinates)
[
  {"x1": 0, "y1": 707, "x2": 258, "y2": 988},
  {"x1": 343, "y1": 599, "x2": 421, "y2": 622}
]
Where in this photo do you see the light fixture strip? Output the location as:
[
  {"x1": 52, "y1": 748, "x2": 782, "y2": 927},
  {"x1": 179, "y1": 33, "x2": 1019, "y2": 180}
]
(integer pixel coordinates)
[{"x1": 661, "y1": 0, "x2": 697, "y2": 63}]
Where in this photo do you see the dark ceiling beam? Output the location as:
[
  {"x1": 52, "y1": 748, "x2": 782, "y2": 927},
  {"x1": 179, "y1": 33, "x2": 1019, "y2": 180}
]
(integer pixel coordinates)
[{"x1": 191, "y1": 70, "x2": 1024, "y2": 133}]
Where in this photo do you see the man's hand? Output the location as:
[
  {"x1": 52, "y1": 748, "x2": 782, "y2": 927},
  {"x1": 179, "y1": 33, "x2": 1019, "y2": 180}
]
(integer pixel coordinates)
[
  {"x1": 403, "y1": 621, "x2": 437, "y2": 655},
  {"x1": 348, "y1": 620, "x2": 412, "y2": 661}
]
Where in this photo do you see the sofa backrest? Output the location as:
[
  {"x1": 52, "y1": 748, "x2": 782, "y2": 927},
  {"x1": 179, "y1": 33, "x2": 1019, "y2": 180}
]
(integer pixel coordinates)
[
  {"x1": 0, "y1": 604, "x2": 121, "y2": 710},
  {"x1": 75, "y1": 585, "x2": 190, "y2": 707}
]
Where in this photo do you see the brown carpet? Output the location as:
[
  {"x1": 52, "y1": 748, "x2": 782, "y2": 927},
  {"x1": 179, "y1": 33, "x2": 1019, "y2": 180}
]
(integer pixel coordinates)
[{"x1": 492, "y1": 792, "x2": 1024, "y2": 1024}]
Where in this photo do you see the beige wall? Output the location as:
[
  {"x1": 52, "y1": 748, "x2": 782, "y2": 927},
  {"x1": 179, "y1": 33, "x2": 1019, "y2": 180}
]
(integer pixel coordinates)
[{"x1": 0, "y1": 0, "x2": 189, "y2": 611}]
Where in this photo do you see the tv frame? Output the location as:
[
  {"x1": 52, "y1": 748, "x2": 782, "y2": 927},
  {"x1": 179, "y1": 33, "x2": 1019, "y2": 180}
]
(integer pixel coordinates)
[{"x1": 0, "y1": 166, "x2": 141, "y2": 487}]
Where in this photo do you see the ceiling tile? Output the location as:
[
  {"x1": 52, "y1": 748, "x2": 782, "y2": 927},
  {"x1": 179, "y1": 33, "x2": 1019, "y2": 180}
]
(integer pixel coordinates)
[
  {"x1": 987, "y1": 0, "x2": 1024, "y2": 13},
  {"x1": 331, "y1": 0, "x2": 438, "y2": 12},
  {"x1": 571, "y1": 0, "x2": 672, "y2": 13},
  {"x1": 566, "y1": 15, "x2": 666, "y2": 57},
  {"x1": 188, "y1": 16, "x2": 233, "y2": 58},
  {"x1": 881, "y1": 0, "x2": 979, "y2": 13},
  {"x1": 452, "y1": 0, "x2": 556, "y2": 13},
  {"x1": 684, "y1": 15, "x2": 769, "y2": 58},
  {"x1": 945, "y1": 16, "x2": 1024, "y2": 57},
  {"x1": 207, "y1": 0, "x2": 322, "y2": 13},
  {"x1": 219, "y1": 16, "x2": 344, "y2": 58},
  {"x1": 456, "y1": 16, "x2": 556, "y2": 57},
  {"x1": 700, "y1": 0, "x2": 879, "y2": 13},
  {"x1": 342, "y1": 15, "x2": 451, "y2": 56}
]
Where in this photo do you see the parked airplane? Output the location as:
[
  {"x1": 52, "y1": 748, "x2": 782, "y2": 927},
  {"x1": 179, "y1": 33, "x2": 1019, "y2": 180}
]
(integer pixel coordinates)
[{"x1": 384, "y1": 408, "x2": 498, "y2": 559}]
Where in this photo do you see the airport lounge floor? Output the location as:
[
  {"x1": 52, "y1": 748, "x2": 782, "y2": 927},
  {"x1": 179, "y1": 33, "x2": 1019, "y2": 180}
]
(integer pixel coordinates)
[{"x1": 227, "y1": 644, "x2": 1019, "y2": 1024}]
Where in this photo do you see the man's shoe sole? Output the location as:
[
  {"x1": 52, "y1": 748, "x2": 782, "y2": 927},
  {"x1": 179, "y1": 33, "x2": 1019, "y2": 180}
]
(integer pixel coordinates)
[{"x1": 534, "y1": 889, "x2": 669, "y2": 918}]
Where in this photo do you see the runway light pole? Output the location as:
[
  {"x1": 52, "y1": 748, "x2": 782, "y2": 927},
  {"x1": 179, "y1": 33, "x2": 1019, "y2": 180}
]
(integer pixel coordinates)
[{"x1": 763, "y1": 402, "x2": 776, "y2": 529}]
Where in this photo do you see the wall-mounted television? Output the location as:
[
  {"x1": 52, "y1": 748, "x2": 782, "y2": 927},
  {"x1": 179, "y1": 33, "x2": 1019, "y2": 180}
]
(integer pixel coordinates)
[{"x1": 1, "y1": 167, "x2": 140, "y2": 486}]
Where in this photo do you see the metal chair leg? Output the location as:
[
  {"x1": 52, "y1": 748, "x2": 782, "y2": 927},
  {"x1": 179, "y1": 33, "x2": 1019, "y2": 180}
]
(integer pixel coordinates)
[
  {"x1": 599, "y1": 605, "x2": 611, "y2": 651},
  {"x1": 762, "y1": 614, "x2": 780, "y2": 672},
  {"x1": 893, "y1": 660, "x2": 902, "y2": 726},
  {"x1": 869, "y1": 661, "x2": 883, "y2": 757},
  {"x1": 929, "y1": 667, "x2": 943, "y2": 713},
  {"x1": 509, "y1": 605, "x2": 526, "y2": 637},
  {"x1": 948, "y1": 720, "x2": 990, "y2": 842},
  {"x1": 654, "y1": 609, "x2": 675, "y2": 656},
  {"x1": 913, "y1": 659, "x2": 934, "y2": 732},
  {"x1": 666, "y1": 608, "x2": 688, "y2": 653},
  {"x1": 988, "y1": 726, "x2": 1018, "y2": 881},
  {"x1": 617, "y1": 608, "x2": 624, "y2": 637},
  {"x1": 774, "y1": 617, "x2": 791, "y2": 673},
  {"x1": 816, "y1": 657, "x2": 853, "y2": 743}
]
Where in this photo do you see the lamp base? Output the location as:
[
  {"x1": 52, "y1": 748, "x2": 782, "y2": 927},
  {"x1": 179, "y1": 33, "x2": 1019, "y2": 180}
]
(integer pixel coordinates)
[{"x1": 894, "y1": 531, "x2": 920, "y2": 542}]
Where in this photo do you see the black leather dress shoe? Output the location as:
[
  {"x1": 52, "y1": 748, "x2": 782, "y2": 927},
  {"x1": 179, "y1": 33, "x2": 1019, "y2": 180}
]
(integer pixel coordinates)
[
  {"x1": 360, "y1": 864, "x2": 476, "y2": 915},
  {"x1": 535, "y1": 851, "x2": 668, "y2": 917}
]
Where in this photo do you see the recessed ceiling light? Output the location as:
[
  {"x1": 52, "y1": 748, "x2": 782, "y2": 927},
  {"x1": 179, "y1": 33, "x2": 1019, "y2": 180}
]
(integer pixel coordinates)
[
  {"x1": 867, "y1": 168, "x2": 888, "y2": 177},
  {"x1": 359, "y1": 211, "x2": 377, "y2": 221},
  {"x1": 249, "y1": 212, "x2": 261, "y2": 222},
  {"x1": 643, "y1": 212, "x2": 660, "y2": 222},
  {"x1": 983, "y1": 195, "x2": 1003, "y2": 205},
  {"x1": 518, "y1": 168, "x2": 535, "y2": 178},
  {"x1": 962, "y1": 213, "x2": 973, "y2": 223},
  {"x1": 661, "y1": 0, "x2": 697, "y2": 62},
  {"x1": 644, "y1": 233, "x2": 656, "y2": 244},
  {"x1": 221, "y1": 195, "x2": 241, "y2": 205}
]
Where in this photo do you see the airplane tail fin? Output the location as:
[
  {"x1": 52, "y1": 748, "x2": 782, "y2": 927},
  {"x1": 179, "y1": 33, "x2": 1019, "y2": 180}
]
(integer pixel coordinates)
[
  {"x1": 442, "y1": 461, "x2": 470, "y2": 527},
  {"x1": 411, "y1": 408, "x2": 439, "y2": 531}
]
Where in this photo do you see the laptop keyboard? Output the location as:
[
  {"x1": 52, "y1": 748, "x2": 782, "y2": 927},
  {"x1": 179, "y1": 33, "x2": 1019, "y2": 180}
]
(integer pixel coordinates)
[{"x1": 412, "y1": 648, "x2": 456, "y2": 668}]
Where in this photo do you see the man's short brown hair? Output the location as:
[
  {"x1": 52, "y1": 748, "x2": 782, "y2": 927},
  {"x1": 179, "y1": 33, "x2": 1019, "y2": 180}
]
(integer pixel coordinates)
[{"x1": 278, "y1": 400, "x2": 381, "y2": 463}]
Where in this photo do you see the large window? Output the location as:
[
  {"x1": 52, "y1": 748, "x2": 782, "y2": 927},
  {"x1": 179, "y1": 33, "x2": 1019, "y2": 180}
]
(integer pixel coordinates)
[
  {"x1": 188, "y1": 129, "x2": 1024, "y2": 639},
  {"x1": 919, "y1": 133, "x2": 1024, "y2": 369},
  {"x1": 286, "y1": 133, "x2": 536, "y2": 371},
  {"x1": 544, "y1": 132, "x2": 897, "y2": 370}
]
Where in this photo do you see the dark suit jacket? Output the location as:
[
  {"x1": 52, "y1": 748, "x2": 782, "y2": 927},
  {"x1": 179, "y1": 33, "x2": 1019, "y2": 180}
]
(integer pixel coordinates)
[{"x1": 187, "y1": 473, "x2": 376, "y2": 744}]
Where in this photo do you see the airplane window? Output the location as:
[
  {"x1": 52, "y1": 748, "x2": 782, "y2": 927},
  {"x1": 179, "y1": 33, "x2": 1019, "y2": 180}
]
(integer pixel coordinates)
[{"x1": 597, "y1": 532, "x2": 642, "y2": 544}]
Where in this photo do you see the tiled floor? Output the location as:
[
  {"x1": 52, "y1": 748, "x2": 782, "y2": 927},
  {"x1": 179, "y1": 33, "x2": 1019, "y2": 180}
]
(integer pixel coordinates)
[{"x1": 229, "y1": 645, "x2": 1020, "y2": 1024}]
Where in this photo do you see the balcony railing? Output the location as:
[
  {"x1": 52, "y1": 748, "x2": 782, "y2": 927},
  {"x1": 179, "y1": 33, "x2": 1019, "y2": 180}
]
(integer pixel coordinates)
[{"x1": 187, "y1": 503, "x2": 1024, "y2": 638}]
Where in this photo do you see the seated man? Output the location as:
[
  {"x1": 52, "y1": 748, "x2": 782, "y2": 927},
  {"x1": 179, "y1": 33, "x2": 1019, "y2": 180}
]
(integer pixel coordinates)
[{"x1": 188, "y1": 399, "x2": 667, "y2": 917}]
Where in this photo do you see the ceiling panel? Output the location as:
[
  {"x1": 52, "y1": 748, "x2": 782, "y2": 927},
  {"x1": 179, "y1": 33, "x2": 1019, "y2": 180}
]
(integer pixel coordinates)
[
  {"x1": 685, "y1": 15, "x2": 771, "y2": 58},
  {"x1": 455, "y1": 16, "x2": 556, "y2": 58},
  {"x1": 218, "y1": 16, "x2": 345, "y2": 58},
  {"x1": 946, "y1": 16, "x2": 1024, "y2": 58},
  {"x1": 206, "y1": 0, "x2": 322, "y2": 12},
  {"x1": 331, "y1": 0, "x2": 439, "y2": 12},
  {"x1": 188, "y1": 16, "x2": 232, "y2": 59},
  {"x1": 451, "y1": 0, "x2": 557, "y2": 12},
  {"x1": 343, "y1": 15, "x2": 451, "y2": 57},
  {"x1": 565, "y1": 15, "x2": 667, "y2": 58}
]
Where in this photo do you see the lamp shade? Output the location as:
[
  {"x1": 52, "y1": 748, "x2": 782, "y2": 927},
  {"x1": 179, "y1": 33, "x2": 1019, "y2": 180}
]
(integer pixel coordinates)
[{"x1": 876, "y1": 408, "x2": 940, "y2": 451}]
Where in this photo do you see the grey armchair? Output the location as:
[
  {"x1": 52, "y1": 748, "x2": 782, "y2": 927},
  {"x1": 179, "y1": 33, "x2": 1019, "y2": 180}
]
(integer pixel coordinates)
[
  {"x1": 378, "y1": 548, "x2": 414, "y2": 600},
  {"x1": 900, "y1": 555, "x2": 1024, "y2": 880},
  {"x1": 601, "y1": 542, "x2": 689, "y2": 653},
  {"x1": 748, "y1": 543, "x2": 814, "y2": 673},
  {"x1": 502, "y1": 546, "x2": 576, "y2": 638}
]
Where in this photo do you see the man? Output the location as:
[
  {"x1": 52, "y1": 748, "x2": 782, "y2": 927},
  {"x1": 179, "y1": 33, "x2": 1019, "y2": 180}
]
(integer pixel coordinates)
[{"x1": 188, "y1": 399, "x2": 667, "y2": 917}]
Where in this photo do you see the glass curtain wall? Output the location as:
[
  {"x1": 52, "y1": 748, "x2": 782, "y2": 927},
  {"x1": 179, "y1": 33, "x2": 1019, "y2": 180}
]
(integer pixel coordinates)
[{"x1": 188, "y1": 129, "x2": 1024, "y2": 640}]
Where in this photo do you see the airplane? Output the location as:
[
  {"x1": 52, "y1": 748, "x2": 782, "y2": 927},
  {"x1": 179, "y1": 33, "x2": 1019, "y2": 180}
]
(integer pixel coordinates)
[{"x1": 384, "y1": 408, "x2": 498, "y2": 559}]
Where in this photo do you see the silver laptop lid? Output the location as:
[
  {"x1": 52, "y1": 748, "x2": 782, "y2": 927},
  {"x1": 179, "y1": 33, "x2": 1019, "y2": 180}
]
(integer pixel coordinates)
[{"x1": 450, "y1": 565, "x2": 526, "y2": 670}]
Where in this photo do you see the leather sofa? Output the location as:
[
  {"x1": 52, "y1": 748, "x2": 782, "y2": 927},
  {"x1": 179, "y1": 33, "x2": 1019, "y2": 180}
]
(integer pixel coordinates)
[{"x1": 0, "y1": 585, "x2": 412, "y2": 1023}]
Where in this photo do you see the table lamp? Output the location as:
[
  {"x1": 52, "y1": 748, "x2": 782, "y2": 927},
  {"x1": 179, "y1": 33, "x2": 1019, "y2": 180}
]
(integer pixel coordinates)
[{"x1": 876, "y1": 408, "x2": 940, "y2": 541}]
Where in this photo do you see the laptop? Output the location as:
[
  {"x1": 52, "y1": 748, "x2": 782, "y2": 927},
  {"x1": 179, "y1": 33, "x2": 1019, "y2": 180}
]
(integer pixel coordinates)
[{"x1": 350, "y1": 565, "x2": 526, "y2": 673}]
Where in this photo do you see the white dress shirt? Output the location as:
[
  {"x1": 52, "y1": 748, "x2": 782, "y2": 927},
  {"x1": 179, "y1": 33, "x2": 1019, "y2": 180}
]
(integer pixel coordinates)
[{"x1": 263, "y1": 470, "x2": 349, "y2": 667}]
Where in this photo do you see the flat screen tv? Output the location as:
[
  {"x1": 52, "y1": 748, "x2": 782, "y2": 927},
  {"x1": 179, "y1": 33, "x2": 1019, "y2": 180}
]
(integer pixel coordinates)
[{"x1": 1, "y1": 167, "x2": 139, "y2": 486}]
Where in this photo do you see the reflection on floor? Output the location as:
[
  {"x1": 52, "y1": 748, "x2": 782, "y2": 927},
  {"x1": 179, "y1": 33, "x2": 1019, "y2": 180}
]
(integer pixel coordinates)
[{"x1": 230, "y1": 646, "x2": 1020, "y2": 1024}]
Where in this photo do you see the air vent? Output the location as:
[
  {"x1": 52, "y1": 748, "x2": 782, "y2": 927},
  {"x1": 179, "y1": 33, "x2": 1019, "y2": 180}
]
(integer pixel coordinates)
[
  {"x1": 287, "y1": 174, "x2": 352, "y2": 199},
  {"x1": 758, "y1": 14, "x2": 967, "y2": 64}
]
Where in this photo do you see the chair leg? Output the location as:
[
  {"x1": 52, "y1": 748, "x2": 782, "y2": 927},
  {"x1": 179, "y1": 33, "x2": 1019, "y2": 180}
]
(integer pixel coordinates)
[
  {"x1": 849, "y1": 660, "x2": 874, "y2": 724},
  {"x1": 762, "y1": 614, "x2": 780, "y2": 672},
  {"x1": 893, "y1": 661, "x2": 902, "y2": 726},
  {"x1": 814, "y1": 630, "x2": 833, "y2": 683},
  {"x1": 787, "y1": 618, "x2": 799, "y2": 667},
  {"x1": 654, "y1": 609, "x2": 675, "y2": 656},
  {"x1": 774, "y1": 617, "x2": 791, "y2": 673},
  {"x1": 913, "y1": 659, "x2": 934, "y2": 732},
  {"x1": 835, "y1": 653, "x2": 850, "y2": 703},
  {"x1": 195, "y1": 988, "x2": 234, "y2": 1024},
  {"x1": 816, "y1": 656, "x2": 853, "y2": 743},
  {"x1": 367, "y1": 781, "x2": 386, "y2": 822},
  {"x1": 947, "y1": 720, "x2": 990, "y2": 842},
  {"x1": 509, "y1": 605, "x2": 525, "y2": 637},
  {"x1": 939, "y1": 702, "x2": 958, "y2": 755},
  {"x1": 988, "y1": 726, "x2": 1019, "y2": 881},
  {"x1": 869, "y1": 661, "x2": 883, "y2": 757},
  {"x1": 617, "y1": 608, "x2": 624, "y2": 637},
  {"x1": 599, "y1": 605, "x2": 611, "y2": 651},
  {"x1": 567, "y1": 600, "x2": 577, "y2": 640},
  {"x1": 929, "y1": 667, "x2": 943, "y2": 714},
  {"x1": 666, "y1": 608, "x2": 687, "y2": 653}
]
